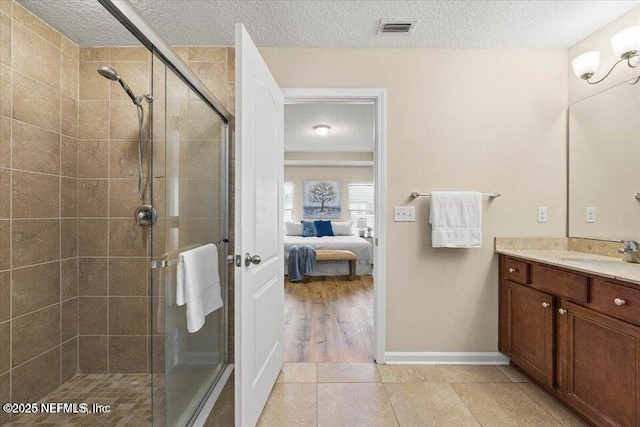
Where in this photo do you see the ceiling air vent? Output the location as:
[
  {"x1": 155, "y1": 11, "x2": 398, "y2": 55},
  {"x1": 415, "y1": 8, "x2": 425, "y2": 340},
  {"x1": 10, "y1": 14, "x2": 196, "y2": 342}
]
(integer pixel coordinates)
[{"x1": 377, "y1": 19, "x2": 416, "y2": 34}]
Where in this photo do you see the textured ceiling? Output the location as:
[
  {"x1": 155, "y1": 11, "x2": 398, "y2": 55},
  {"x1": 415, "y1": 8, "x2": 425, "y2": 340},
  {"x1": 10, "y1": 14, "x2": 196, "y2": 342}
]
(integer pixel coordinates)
[
  {"x1": 17, "y1": 0, "x2": 640, "y2": 48},
  {"x1": 284, "y1": 103, "x2": 374, "y2": 152}
]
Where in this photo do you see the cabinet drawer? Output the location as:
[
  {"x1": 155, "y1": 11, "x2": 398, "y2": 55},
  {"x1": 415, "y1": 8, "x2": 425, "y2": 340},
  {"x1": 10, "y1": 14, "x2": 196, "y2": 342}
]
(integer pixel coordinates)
[
  {"x1": 531, "y1": 265, "x2": 588, "y2": 304},
  {"x1": 590, "y1": 280, "x2": 640, "y2": 326},
  {"x1": 504, "y1": 258, "x2": 529, "y2": 284}
]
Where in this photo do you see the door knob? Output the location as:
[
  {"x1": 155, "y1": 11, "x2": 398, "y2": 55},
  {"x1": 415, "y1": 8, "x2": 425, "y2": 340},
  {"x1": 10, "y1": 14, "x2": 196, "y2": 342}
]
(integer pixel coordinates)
[
  {"x1": 558, "y1": 308, "x2": 567, "y2": 315},
  {"x1": 245, "y1": 253, "x2": 261, "y2": 267},
  {"x1": 614, "y1": 298, "x2": 626, "y2": 306},
  {"x1": 542, "y1": 302, "x2": 550, "y2": 308},
  {"x1": 508, "y1": 268, "x2": 517, "y2": 273}
]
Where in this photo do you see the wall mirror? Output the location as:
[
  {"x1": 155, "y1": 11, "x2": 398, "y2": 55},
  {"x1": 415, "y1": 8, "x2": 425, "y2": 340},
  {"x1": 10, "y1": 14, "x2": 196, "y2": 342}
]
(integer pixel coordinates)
[{"x1": 569, "y1": 77, "x2": 640, "y2": 241}]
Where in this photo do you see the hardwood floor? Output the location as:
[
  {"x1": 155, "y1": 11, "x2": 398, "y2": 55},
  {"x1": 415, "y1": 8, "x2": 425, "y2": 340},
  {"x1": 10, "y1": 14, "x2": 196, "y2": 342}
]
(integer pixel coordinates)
[{"x1": 284, "y1": 275, "x2": 374, "y2": 363}]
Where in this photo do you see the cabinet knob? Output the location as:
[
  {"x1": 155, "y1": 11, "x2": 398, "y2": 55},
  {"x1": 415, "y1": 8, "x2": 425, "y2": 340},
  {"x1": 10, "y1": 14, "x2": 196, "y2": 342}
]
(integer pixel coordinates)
[
  {"x1": 558, "y1": 308, "x2": 567, "y2": 315},
  {"x1": 508, "y1": 268, "x2": 517, "y2": 273},
  {"x1": 542, "y1": 302, "x2": 550, "y2": 308},
  {"x1": 614, "y1": 298, "x2": 626, "y2": 306}
]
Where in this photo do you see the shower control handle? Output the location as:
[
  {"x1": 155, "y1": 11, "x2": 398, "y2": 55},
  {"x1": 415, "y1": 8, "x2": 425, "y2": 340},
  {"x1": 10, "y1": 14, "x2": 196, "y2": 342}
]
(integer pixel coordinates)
[
  {"x1": 245, "y1": 253, "x2": 261, "y2": 267},
  {"x1": 135, "y1": 204, "x2": 157, "y2": 226}
]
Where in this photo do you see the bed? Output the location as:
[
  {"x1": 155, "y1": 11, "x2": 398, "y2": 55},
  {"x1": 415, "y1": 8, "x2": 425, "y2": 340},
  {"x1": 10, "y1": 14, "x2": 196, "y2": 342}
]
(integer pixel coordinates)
[{"x1": 284, "y1": 235, "x2": 374, "y2": 276}]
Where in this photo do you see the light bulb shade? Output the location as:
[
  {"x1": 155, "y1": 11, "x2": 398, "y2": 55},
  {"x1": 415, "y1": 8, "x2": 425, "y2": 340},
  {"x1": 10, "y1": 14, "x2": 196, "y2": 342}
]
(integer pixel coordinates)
[
  {"x1": 611, "y1": 25, "x2": 640, "y2": 58},
  {"x1": 572, "y1": 51, "x2": 600, "y2": 79},
  {"x1": 356, "y1": 218, "x2": 368, "y2": 228},
  {"x1": 313, "y1": 124, "x2": 331, "y2": 136}
]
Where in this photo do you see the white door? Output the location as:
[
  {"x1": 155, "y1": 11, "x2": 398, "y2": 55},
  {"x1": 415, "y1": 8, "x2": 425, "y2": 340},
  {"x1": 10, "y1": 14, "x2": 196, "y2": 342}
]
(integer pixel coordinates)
[{"x1": 234, "y1": 24, "x2": 284, "y2": 427}]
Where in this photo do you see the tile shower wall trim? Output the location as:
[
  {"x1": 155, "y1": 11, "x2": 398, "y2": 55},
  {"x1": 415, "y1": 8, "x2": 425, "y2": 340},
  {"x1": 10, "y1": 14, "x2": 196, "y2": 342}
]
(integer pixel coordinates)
[{"x1": 0, "y1": 1, "x2": 80, "y2": 421}]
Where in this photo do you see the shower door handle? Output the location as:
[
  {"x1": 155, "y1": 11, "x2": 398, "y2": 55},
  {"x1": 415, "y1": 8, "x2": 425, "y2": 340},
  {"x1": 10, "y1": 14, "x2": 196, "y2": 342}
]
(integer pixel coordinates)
[{"x1": 245, "y1": 253, "x2": 261, "y2": 267}]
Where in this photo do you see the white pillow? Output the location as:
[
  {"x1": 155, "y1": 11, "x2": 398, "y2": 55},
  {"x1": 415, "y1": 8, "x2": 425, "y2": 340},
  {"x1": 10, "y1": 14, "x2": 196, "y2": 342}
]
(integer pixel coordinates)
[
  {"x1": 331, "y1": 221, "x2": 354, "y2": 236},
  {"x1": 284, "y1": 221, "x2": 303, "y2": 236}
]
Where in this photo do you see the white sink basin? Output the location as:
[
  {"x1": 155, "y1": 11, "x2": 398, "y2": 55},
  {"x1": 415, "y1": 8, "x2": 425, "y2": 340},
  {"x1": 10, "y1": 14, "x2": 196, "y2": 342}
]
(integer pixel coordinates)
[{"x1": 559, "y1": 257, "x2": 640, "y2": 273}]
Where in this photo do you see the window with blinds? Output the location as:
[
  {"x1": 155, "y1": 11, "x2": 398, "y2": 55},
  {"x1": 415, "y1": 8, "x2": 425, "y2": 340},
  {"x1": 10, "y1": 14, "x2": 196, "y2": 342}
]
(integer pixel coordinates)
[
  {"x1": 283, "y1": 181, "x2": 294, "y2": 222},
  {"x1": 348, "y1": 183, "x2": 374, "y2": 230}
]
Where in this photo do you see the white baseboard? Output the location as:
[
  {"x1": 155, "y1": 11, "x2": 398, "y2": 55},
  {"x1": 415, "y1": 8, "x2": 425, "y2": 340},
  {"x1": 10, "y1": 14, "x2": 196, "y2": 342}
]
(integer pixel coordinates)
[{"x1": 384, "y1": 352, "x2": 509, "y2": 365}]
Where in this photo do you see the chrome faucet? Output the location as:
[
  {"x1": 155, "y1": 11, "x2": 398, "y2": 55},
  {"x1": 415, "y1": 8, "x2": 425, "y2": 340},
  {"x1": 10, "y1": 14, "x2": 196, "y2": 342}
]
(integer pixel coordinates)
[{"x1": 618, "y1": 240, "x2": 640, "y2": 263}]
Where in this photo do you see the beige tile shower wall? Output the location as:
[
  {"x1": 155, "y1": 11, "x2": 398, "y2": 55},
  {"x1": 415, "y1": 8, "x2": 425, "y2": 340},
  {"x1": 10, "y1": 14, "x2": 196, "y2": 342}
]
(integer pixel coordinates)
[
  {"x1": 76, "y1": 46, "x2": 236, "y2": 374},
  {"x1": 0, "y1": 1, "x2": 79, "y2": 419},
  {"x1": 77, "y1": 46, "x2": 152, "y2": 374},
  {"x1": 260, "y1": 48, "x2": 568, "y2": 352},
  {"x1": 568, "y1": 5, "x2": 640, "y2": 104}
]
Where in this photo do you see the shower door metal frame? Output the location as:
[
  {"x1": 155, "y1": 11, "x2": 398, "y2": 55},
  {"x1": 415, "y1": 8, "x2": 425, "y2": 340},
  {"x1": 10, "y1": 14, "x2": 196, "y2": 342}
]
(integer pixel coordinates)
[
  {"x1": 95, "y1": 1, "x2": 234, "y2": 425},
  {"x1": 97, "y1": 0, "x2": 232, "y2": 123}
]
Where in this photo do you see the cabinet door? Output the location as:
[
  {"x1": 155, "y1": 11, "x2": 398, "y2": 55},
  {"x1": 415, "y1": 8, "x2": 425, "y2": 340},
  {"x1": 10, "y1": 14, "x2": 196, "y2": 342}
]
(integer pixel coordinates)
[
  {"x1": 502, "y1": 280, "x2": 555, "y2": 386},
  {"x1": 563, "y1": 302, "x2": 640, "y2": 427}
]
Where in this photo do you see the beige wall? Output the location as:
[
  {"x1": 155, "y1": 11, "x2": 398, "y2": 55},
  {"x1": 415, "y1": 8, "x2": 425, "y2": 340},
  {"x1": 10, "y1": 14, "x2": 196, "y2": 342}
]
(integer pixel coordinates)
[
  {"x1": 0, "y1": 1, "x2": 79, "y2": 419},
  {"x1": 284, "y1": 151, "x2": 373, "y2": 222},
  {"x1": 569, "y1": 5, "x2": 640, "y2": 104},
  {"x1": 261, "y1": 48, "x2": 568, "y2": 352}
]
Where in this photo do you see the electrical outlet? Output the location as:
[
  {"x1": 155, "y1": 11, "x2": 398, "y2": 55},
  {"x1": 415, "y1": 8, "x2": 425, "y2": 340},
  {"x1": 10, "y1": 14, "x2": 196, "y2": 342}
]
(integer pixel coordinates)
[
  {"x1": 394, "y1": 206, "x2": 415, "y2": 222},
  {"x1": 537, "y1": 207, "x2": 548, "y2": 223},
  {"x1": 586, "y1": 207, "x2": 596, "y2": 223}
]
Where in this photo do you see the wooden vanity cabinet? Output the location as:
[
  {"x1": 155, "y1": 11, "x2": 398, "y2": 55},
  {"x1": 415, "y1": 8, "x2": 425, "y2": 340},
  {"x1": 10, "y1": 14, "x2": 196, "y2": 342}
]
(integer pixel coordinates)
[
  {"x1": 561, "y1": 301, "x2": 640, "y2": 427},
  {"x1": 499, "y1": 255, "x2": 640, "y2": 427},
  {"x1": 501, "y1": 280, "x2": 555, "y2": 386}
]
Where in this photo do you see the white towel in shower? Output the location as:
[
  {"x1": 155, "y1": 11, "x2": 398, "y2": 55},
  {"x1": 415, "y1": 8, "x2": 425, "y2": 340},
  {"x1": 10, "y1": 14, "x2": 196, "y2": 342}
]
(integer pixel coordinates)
[
  {"x1": 429, "y1": 191, "x2": 482, "y2": 248},
  {"x1": 176, "y1": 243, "x2": 223, "y2": 333}
]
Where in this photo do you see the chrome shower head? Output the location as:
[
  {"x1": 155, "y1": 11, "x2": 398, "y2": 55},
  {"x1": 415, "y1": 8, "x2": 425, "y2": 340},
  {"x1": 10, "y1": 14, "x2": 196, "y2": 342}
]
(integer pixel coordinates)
[
  {"x1": 96, "y1": 66, "x2": 140, "y2": 105},
  {"x1": 97, "y1": 66, "x2": 119, "y2": 81}
]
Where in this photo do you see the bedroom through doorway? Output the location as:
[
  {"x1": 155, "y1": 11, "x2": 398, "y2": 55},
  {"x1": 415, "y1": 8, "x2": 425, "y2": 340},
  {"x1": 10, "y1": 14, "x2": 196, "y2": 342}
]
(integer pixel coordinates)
[{"x1": 282, "y1": 98, "x2": 378, "y2": 363}]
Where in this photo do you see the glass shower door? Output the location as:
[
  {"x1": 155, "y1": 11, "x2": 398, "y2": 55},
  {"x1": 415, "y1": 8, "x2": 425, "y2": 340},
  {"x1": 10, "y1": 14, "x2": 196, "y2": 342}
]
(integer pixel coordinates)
[{"x1": 151, "y1": 53, "x2": 229, "y2": 427}]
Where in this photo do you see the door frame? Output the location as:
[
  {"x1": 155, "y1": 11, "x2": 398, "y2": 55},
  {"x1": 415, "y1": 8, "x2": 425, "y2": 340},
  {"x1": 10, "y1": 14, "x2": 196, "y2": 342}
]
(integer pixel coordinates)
[{"x1": 281, "y1": 88, "x2": 387, "y2": 363}]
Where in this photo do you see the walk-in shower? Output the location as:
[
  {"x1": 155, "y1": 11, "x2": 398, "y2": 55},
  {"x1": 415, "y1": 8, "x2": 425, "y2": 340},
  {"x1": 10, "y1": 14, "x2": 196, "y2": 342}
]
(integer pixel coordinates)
[{"x1": 1, "y1": 1, "x2": 232, "y2": 426}]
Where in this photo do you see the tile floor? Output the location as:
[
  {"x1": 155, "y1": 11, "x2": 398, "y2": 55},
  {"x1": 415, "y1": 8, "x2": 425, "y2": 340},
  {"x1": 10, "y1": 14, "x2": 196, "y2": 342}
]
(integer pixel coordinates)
[
  {"x1": 6, "y1": 373, "x2": 157, "y2": 425},
  {"x1": 257, "y1": 363, "x2": 588, "y2": 427}
]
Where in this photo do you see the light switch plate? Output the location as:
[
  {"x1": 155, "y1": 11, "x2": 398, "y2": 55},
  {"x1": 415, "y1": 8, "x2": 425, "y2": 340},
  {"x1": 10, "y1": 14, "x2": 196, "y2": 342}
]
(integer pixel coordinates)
[
  {"x1": 394, "y1": 206, "x2": 415, "y2": 222},
  {"x1": 586, "y1": 207, "x2": 596, "y2": 223},
  {"x1": 537, "y1": 207, "x2": 548, "y2": 223}
]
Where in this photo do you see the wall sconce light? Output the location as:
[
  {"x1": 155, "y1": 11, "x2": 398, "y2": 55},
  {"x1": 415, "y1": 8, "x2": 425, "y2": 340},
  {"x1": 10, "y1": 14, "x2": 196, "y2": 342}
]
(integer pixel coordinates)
[
  {"x1": 313, "y1": 125, "x2": 331, "y2": 136},
  {"x1": 572, "y1": 25, "x2": 640, "y2": 85}
]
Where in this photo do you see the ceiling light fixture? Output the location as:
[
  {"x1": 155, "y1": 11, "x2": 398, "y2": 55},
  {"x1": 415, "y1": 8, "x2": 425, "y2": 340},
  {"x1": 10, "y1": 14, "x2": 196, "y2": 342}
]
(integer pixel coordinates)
[
  {"x1": 572, "y1": 25, "x2": 640, "y2": 85},
  {"x1": 313, "y1": 125, "x2": 331, "y2": 137}
]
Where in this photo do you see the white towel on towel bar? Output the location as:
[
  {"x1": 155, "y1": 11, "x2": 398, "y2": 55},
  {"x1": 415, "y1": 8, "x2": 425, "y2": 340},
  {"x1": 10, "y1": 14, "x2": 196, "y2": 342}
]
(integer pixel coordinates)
[
  {"x1": 429, "y1": 191, "x2": 482, "y2": 248},
  {"x1": 176, "y1": 243, "x2": 223, "y2": 333}
]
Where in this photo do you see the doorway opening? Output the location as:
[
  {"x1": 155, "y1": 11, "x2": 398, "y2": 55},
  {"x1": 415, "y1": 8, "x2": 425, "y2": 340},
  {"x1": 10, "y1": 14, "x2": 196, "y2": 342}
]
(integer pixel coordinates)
[{"x1": 282, "y1": 89, "x2": 387, "y2": 364}]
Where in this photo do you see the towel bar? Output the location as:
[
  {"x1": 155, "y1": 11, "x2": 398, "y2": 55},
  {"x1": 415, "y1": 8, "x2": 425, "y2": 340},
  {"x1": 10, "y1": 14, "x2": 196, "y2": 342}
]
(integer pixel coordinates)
[
  {"x1": 411, "y1": 191, "x2": 501, "y2": 199},
  {"x1": 151, "y1": 240, "x2": 228, "y2": 268}
]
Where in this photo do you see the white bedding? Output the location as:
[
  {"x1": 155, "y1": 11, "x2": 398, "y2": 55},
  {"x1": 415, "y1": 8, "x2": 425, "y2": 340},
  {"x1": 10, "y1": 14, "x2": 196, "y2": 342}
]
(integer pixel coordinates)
[{"x1": 284, "y1": 235, "x2": 374, "y2": 276}]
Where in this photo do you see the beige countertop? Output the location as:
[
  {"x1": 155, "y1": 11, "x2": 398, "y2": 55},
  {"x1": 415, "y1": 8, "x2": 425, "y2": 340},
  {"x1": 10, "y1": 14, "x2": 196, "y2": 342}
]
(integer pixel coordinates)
[{"x1": 496, "y1": 249, "x2": 640, "y2": 285}]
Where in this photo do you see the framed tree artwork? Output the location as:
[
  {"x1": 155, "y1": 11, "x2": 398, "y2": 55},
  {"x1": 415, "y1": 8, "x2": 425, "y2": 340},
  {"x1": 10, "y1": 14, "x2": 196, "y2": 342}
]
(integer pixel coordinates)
[{"x1": 303, "y1": 180, "x2": 341, "y2": 219}]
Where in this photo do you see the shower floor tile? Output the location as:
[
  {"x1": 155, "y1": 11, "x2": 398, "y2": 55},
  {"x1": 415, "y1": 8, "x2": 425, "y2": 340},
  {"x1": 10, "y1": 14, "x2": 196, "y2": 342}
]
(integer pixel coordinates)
[{"x1": 7, "y1": 373, "x2": 156, "y2": 426}]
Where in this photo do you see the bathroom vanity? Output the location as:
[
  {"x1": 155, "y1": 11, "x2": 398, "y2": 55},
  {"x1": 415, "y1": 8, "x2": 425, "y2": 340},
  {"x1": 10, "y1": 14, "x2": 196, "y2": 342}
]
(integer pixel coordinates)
[{"x1": 497, "y1": 250, "x2": 640, "y2": 427}]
